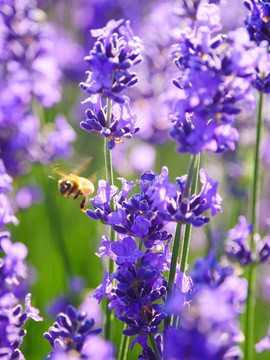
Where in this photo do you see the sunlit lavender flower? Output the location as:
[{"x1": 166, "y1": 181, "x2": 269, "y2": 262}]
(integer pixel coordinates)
[
  {"x1": 0, "y1": 0, "x2": 61, "y2": 107},
  {"x1": 0, "y1": 160, "x2": 12, "y2": 193},
  {"x1": 256, "y1": 325, "x2": 270, "y2": 353},
  {"x1": 44, "y1": 305, "x2": 113, "y2": 359},
  {"x1": 80, "y1": 95, "x2": 139, "y2": 150},
  {"x1": 87, "y1": 167, "x2": 222, "y2": 247},
  {"x1": 169, "y1": 3, "x2": 255, "y2": 154},
  {"x1": 0, "y1": 231, "x2": 28, "y2": 305},
  {"x1": 80, "y1": 19, "x2": 143, "y2": 103},
  {"x1": 0, "y1": 82, "x2": 40, "y2": 175},
  {"x1": 0, "y1": 161, "x2": 18, "y2": 227},
  {"x1": 244, "y1": 0, "x2": 270, "y2": 46},
  {"x1": 226, "y1": 216, "x2": 253, "y2": 265},
  {"x1": 164, "y1": 285, "x2": 245, "y2": 360},
  {"x1": 86, "y1": 168, "x2": 175, "y2": 248},
  {"x1": 165, "y1": 252, "x2": 247, "y2": 360},
  {"x1": 226, "y1": 217, "x2": 270, "y2": 265},
  {"x1": 94, "y1": 238, "x2": 167, "y2": 349},
  {"x1": 28, "y1": 115, "x2": 76, "y2": 165},
  {"x1": 14, "y1": 185, "x2": 43, "y2": 210},
  {"x1": 0, "y1": 293, "x2": 43, "y2": 359}
]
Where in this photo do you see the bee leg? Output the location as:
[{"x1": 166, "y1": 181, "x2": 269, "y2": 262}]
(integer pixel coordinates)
[
  {"x1": 67, "y1": 185, "x2": 76, "y2": 197},
  {"x1": 73, "y1": 190, "x2": 82, "y2": 202},
  {"x1": 80, "y1": 196, "x2": 86, "y2": 211}
]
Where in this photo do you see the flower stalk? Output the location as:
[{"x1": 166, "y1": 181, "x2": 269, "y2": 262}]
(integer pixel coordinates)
[
  {"x1": 179, "y1": 154, "x2": 200, "y2": 273},
  {"x1": 118, "y1": 324, "x2": 130, "y2": 360},
  {"x1": 164, "y1": 154, "x2": 198, "y2": 329},
  {"x1": 104, "y1": 96, "x2": 116, "y2": 341},
  {"x1": 245, "y1": 91, "x2": 264, "y2": 360}
]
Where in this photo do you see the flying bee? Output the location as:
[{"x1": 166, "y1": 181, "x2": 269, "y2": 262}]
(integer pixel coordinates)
[
  {"x1": 58, "y1": 173, "x2": 95, "y2": 210},
  {"x1": 51, "y1": 159, "x2": 95, "y2": 210}
]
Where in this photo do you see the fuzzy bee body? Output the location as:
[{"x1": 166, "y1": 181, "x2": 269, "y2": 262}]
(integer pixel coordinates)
[{"x1": 58, "y1": 173, "x2": 94, "y2": 210}]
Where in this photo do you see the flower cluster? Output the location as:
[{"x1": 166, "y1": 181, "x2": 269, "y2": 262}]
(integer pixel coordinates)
[
  {"x1": 0, "y1": 293, "x2": 43, "y2": 360},
  {"x1": 79, "y1": 19, "x2": 142, "y2": 150},
  {"x1": 0, "y1": 0, "x2": 61, "y2": 107},
  {"x1": 0, "y1": 0, "x2": 76, "y2": 176},
  {"x1": 165, "y1": 253, "x2": 247, "y2": 360},
  {"x1": 80, "y1": 95, "x2": 139, "y2": 150},
  {"x1": 244, "y1": 0, "x2": 270, "y2": 93},
  {"x1": 86, "y1": 167, "x2": 222, "y2": 247},
  {"x1": 226, "y1": 216, "x2": 270, "y2": 266},
  {"x1": 0, "y1": 160, "x2": 18, "y2": 227},
  {"x1": 0, "y1": 141, "x2": 42, "y2": 360},
  {"x1": 80, "y1": 19, "x2": 143, "y2": 104},
  {"x1": 44, "y1": 305, "x2": 115, "y2": 360},
  {"x1": 94, "y1": 236, "x2": 168, "y2": 355},
  {"x1": 169, "y1": 3, "x2": 256, "y2": 154},
  {"x1": 244, "y1": 0, "x2": 270, "y2": 46}
]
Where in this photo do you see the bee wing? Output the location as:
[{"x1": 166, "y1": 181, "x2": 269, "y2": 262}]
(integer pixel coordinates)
[
  {"x1": 87, "y1": 171, "x2": 97, "y2": 185},
  {"x1": 50, "y1": 163, "x2": 67, "y2": 178},
  {"x1": 73, "y1": 157, "x2": 93, "y2": 175}
]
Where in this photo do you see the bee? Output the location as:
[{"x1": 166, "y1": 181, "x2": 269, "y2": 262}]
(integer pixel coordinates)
[{"x1": 51, "y1": 159, "x2": 95, "y2": 210}]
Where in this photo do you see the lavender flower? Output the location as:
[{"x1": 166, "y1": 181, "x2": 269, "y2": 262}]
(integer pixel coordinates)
[
  {"x1": 94, "y1": 239, "x2": 167, "y2": 349},
  {"x1": 0, "y1": 231, "x2": 28, "y2": 305},
  {"x1": 226, "y1": 217, "x2": 270, "y2": 265},
  {"x1": 30, "y1": 115, "x2": 77, "y2": 164},
  {"x1": 0, "y1": 82, "x2": 40, "y2": 175},
  {"x1": 14, "y1": 185, "x2": 43, "y2": 211},
  {"x1": 0, "y1": 161, "x2": 18, "y2": 227},
  {"x1": 165, "y1": 252, "x2": 247, "y2": 360},
  {"x1": 87, "y1": 167, "x2": 222, "y2": 247},
  {"x1": 164, "y1": 286, "x2": 245, "y2": 360},
  {"x1": 86, "y1": 168, "x2": 174, "y2": 248},
  {"x1": 0, "y1": 0, "x2": 61, "y2": 107},
  {"x1": 44, "y1": 305, "x2": 103, "y2": 358},
  {"x1": 0, "y1": 293, "x2": 43, "y2": 360},
  {"x1": 226, "y1": 216, "x2": 253, "y2": 265},
  {"x1": 80, "y1": 95, "x2": 139, "y2": 150},
  {"x1": 256, "y1": 325, "x2": 270, "y2": 353},
  {"x1": 244, "y1": 0, "x2": 270, "y2": 46},
  {"x1": 80, "y1": 19, "x2": 143, "y2": 103},
  {"x1": 169, "y1": 3, "x2": 255, "y2": 154}
]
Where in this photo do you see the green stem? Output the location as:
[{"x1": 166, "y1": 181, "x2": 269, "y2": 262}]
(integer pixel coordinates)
[
  {"x1": 149, "y1": 333, "x2": 162, "y2": 360},
  {"x1": 104, "y1": 98, "x2": 114, "y2": 186},
  {"x1": 164, "y1": 222, "x2": 182, "y2": 329},
  {"x1": 118, "y1": 324, "x2": 130, "y2": 360},
  {"x1": 179, "y1": 154, "x2": 200, "y2": 274},
  {"x1": 244, "y1": 92, "x2": 264, "y2": 360},
  {"x1": 104, "y1": 97, "x2": 116, "y2": 341},
  {"x1": 164, "y1": 154, "x2": 198, "y2": 329},
  {"x1": 183, "y1": 155, "x2": 197, "y2": 198}
]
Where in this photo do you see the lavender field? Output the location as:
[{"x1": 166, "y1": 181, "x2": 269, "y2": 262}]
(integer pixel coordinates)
[{"x1": 1, "y1": 0, "x2": 270, "y2": 359}]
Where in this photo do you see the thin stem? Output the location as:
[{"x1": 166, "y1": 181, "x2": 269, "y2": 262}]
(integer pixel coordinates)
[
  {"x1": 244, "y1": 91, "x2": 264, "y2": 360},
  {"x1": 104, "y1": 97, "x2": 116, "y2": 341},
  {"x1": 149, "y1": 333, "x2": 162, "y2": 360},
  {"x1": 179, "y1": 154, "x2": 200, "y2": 273},
  {"x1": 117, "y1": 324, "x2": 130, "y2": 360},
  {"x1": 183, "y1": 155, "x2": 197, "y2": 198},
  {"x1": 164, "y1": 154, "x2": 198, "y2": 329},
  {"x1": 104, "y1": 97, "x2": 113, "y2": 186},
  {"x1": 164, "y1": 222, "x2": 182, "y2": 329}
]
